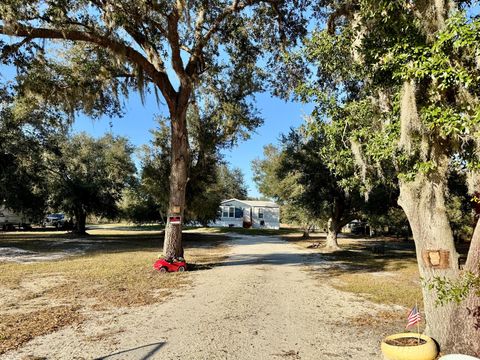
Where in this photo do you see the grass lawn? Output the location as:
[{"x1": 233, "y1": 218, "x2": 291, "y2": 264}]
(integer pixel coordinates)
[
  {"x1": 285, "y1": 233, "x2": 422, "y2": 305},
  {"x1": 189, "y1": 226, "x2": 301, "y2": 236},
  {"x1": 0, "y1": 228, "x2": 229, "y2": 355},
  {"x1": 87, "y1": 223, "x2": 302, "y2": 236},
  {"x1": 289, "y1": 233, "x2": 425, "y2": 330}
]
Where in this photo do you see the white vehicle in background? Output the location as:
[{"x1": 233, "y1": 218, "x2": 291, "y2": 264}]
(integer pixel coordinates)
[
  {"x1": 0, "y1": 206, "x2": 31, "y2": 231},
  {"x1": 42, "y1": 213, "x2": 66, "y2": 229}
]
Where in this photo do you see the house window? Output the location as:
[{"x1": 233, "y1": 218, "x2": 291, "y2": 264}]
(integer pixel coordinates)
[
  {"x1": 235, "y1": 207, "x2": 243, "y2": 218},
  {"x1": 222, "y1": 207, "x2": 229, "y2": 218},
  {"x1": 229, "y1": 207, "x2": 235, "y2": 218},
  {"x1": 258, "y1": 208, "x2": 264, "y2": 219}
]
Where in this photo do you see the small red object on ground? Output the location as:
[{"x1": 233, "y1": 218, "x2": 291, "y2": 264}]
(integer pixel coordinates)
[{"x1": 153, "y1": 257, "x2": 187, "y2": 273}]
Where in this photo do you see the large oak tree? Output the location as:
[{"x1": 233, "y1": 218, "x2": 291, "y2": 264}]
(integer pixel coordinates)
[
  {"x1": 301, "y1": 0, "x2": 480, "y2": 354},
  {"x1": 0, "y1": 0, "x2": 310, "y2": 257}
]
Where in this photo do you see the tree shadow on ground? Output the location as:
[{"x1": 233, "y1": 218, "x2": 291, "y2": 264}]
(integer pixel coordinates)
[
  {"x1": 0, "y1": 231, "x2": 229, "y2": 255},
  {"x1": 188, "y1": 240, "x2": 419, "y2": 274},
  {"x1": 94, "y1": 341, "x2": 165, "y2": 360}
]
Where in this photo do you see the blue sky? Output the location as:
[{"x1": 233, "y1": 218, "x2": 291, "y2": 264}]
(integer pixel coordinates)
[{"x1": 73, "y1": 91, "x2": 312, "y2": 198}]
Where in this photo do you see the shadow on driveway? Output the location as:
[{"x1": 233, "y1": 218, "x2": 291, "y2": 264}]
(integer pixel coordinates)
[{"x1": 94, "y1": 341, "x2": 165, "y2": 360}]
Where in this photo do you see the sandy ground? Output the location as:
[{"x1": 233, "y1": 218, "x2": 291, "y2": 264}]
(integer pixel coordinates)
[{"x1": 1, "y1": 234, "x2": 391, "y2": 360}]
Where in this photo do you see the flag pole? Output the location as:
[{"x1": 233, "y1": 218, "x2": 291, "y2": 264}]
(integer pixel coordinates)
[{"x1": 416, "y1": 299, "x2": 420, "y2": 345}]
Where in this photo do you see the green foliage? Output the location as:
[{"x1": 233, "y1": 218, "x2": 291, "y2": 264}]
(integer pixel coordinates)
[
  {"x1": 47, "y1": 133, "x2": 136, "y2": 224},
  {"x1": 0, "y1": 86, "x2": 66, "y2": 219},
  {"x1": 296, "y1": 3, "x2": 480, "y2": 241},
  {"x1": 139, "y1": 116, "x2": 249, "y2": 226},
  {"x1": 1, "y1": 86, "x2": 136, "y2": 228},
  {"x1": 0, "y1": 0, "x2": 310, "y2": 126},
  {"x1": 11, "y1": 43, "x2": 129, "y2": 120},
  {"x1": 299, "y1": 4, "x2": 480, "y2": 182},
  {"x1": 254, "y1": 126, "x2": 363, "y2": 231},
  {"x1": 380, "y1": 11, "x2": 480, "y2": 151},
  {"x1": 120, "y1": 186, "x2": 164, "y2": 224},
  {"x1": 427, "y1": 272, "x2": 480, "y2": 306},
  {"x1": 252, "y1": 142, "x2": 314, "y2": 228}
]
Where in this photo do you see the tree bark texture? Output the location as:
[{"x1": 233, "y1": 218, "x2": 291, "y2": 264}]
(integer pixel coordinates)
[
  {"x1": 446, "y1": 218, "x2": 480, "y2": 356},
  {"x1": 325, "y1": 197, "x2": 343, "y2": 250},
  {"x1": 325, "y1": 217, "x2": 340, "y2": 250},
  {"x1": 398, "y1": 154, "x2": 460, "y2": 349},
  {"x1": 163, "y1": 100, "x2": 190, "y2": 258}
]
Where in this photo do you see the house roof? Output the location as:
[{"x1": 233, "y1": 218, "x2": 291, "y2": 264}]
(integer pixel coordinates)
[{"x1": 221, "y1": 198, "x2": 279, "y2": 208}]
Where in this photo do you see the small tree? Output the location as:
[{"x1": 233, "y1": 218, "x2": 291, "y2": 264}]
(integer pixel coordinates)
[
  {"x1": 253, "y1": 126, "x2": 367, "y2": 246},
  {"x1": 48, "y1": 133, "x2": 136, "y2": 234},
  {"x1": 281, "y1": 127, "x2": 370, "y2": 247}
]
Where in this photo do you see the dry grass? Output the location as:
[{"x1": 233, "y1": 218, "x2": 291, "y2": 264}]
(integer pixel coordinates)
[
  {"x1": 297, "y1": 235, "x2": 423, "y2": 309},
  {"x1": 190, "y1": 226, "x2": 301, "y2": 236},
  {"x1": 0, "y1": 229, "x2": 229, "y2": 354},
  {"x1": 331, "y1": 263, "x2": 422, "y2": 309},
  {"x1": 296, "y1": 235, "x2": 425, "y2": 332},
  {"x1": 0, "y1": 305, "x2": 83, "y2": 355}
]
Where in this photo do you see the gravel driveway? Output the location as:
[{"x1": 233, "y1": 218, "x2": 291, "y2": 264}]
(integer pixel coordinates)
[{"x1": 2, "y1": 234, "x2": 387, "y2": 359}]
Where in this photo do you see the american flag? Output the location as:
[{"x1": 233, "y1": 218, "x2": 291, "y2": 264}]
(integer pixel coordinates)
[{"x1": 406, "y1": 306, "x2": 421, "y2": 328}]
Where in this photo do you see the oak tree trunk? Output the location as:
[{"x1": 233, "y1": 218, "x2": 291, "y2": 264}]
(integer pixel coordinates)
[
  {"x1": 446, "y1": 218, "x2": 480, "y2": 356},
  {"x1": 325, "y1": 217, "x2": 340, "y2": 250},
  {"x1": 398, "y1": 154, "x2": 460, "y2": 350},
  {"x1": 302, "y1": 226, "x2": 310, "y2": 239},
  {"x1": 325, "y1": 197, "x2": 343, "y2": 250},
  {"x1": 163, "y1": 103, "x2": 190, "y2": 258},
  {"x1": 73, "y1": 208, "x2": 87, "y2": 235}
]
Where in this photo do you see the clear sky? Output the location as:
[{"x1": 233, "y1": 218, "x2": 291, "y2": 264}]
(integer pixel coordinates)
[{"x1": 73, "y1": 90, "x2": 312, "y2": 198}]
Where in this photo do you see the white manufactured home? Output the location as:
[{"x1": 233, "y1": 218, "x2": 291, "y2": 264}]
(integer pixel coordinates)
[
  {"x1": 214, "y1": 198, "x2": 280, "y2": 230},
  {"x1": 0, "y1": 206, "x2": 31, "y2": 230}
]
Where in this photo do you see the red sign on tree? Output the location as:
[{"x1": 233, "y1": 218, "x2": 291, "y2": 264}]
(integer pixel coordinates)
[{"x1": 169, "y1": 216, "x2": 182, "y2": 225}]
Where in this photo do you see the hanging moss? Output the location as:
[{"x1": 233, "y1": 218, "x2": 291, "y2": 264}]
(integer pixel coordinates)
[
  {"x1": 350, "y1": 139, "x2": 372, "y2": 200},
  {"x1": 398, "y1": 80, "x2": 422, "y2": 154}
]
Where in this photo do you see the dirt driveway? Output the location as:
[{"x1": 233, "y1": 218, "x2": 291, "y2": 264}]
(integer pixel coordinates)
[{"x1": 2, "y1": 234, "x2": 389, "y2": 359}]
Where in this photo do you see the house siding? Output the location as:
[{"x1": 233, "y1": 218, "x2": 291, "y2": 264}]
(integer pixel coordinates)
[
  {"x1": 251, "y1": 206, "x2": 280, "y2": 229},
  {"x1": 212, "y1": 199, "x2": 280, "y2": 230}
]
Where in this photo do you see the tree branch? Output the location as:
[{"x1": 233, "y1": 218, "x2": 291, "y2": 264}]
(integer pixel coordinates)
[
  {"x1": 167, "y1": 7, "x2": 189, "y2": 84},
  {"x1": 185, "y1": 0, "x2": 244, "y2": 77},
  {"x1": 1, "y1": 36, "x2": 33, "y2": 58},
  {"x1": 0, "y1": 23, "x2": 177, "y2": 107},
  {"x1": 124, "y1": 25, "x2": 166, "y2": 73},
  {"x1": 197, "y1": 0, "x2": 243, "y2": 50},
  {"x1": 186, "y1": 0, "x2": 282, "y2": 77}
]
